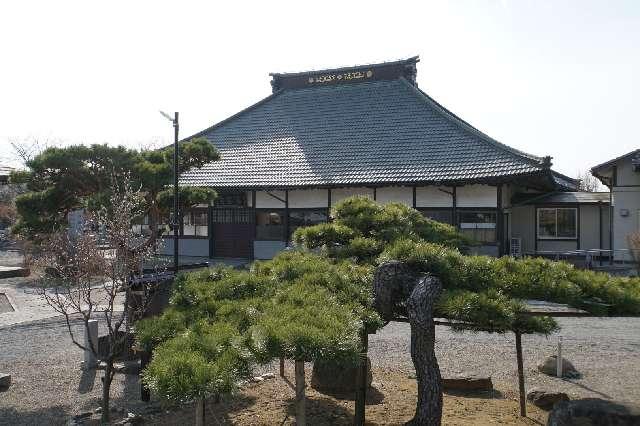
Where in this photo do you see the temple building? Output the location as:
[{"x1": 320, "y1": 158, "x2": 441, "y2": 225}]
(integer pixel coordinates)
[{"x1": 161, "y1": 57, "x2": 611, "y2": 260}]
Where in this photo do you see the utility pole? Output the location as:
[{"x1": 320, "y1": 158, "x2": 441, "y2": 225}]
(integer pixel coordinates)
[
  {"x1": 160, "y1": 110, "x2": 180, "y2": 273},
  {"x1": 172, "y1": 112, "x2": 180, "y2": 274}
]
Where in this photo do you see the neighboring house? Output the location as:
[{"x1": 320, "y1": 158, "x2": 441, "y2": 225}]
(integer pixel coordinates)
[
  {"x1": 592, "y1": 149, "x2": 640, "y2": 260},
  {"x1": 161, "y1": 57, "x2": 609, "y2": 260},
  {"x1": 0, "y1": 165, "x2": 14, "y2": 185}
]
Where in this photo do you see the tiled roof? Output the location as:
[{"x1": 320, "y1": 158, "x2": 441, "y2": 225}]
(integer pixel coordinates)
[
  {"x1": 514, "y1": 191, "x2": 610, "y2": 205},
  {"x1": 180, "y1": 60, "x2": 556, "y2": 189}
]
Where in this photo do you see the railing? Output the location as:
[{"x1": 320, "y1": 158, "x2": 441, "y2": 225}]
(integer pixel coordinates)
[{"x1": 524, "y1": 249, "x2": 638, "y2": 275}]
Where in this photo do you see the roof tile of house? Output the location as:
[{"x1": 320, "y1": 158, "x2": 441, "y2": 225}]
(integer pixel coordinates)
[{"x1": 179, "y1": 58, "x2": 564, "y2": 189}]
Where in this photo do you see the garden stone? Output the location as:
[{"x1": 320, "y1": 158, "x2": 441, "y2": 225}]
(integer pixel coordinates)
[
  {"x1": 114, "y1": 360, "x2": 141, "y2": 375},
  {"x1": 0, "y1": 373, "x2": 11, "y2": 390},
  {"x1": 526, "y1": 389, "x2": 569, "y2": 410},
  {"x1": 537, "y1": 355, "x2": 579, "y2": 378},
  {"x1": 442, "y1": 375, "x2": 493, "y2": 391},
  {"x1": 548, "y1": 398, "x2": 640, "y2": 426},
  {"x1": 311, "y1": 357, "x2": 372, "y2": 394}
]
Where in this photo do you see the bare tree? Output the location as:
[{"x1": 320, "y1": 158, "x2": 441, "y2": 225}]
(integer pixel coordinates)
[
  {"x1": 576, "y1": 170, "x2": 604, "y2": 192},
  {"x1": 35, "y1": 179, "x2": 163, "y2": 423}
]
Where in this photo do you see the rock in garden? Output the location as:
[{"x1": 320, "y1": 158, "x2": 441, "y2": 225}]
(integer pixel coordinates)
[
  {"x1": 526, "y1": 389, "x2": 569, "y2": 410},
  {"x1": 537, "y1": 355, "x2": 579, "y2": 378},
  {"x1": 311, "y1": 357, "x2": 372, "y2": 394},
  {"x1": 0, "y1": 373, "x2": 11, "y2": 390},
  {"x1": 548, "y1": 398, "x2": 640, "y2": 426},
  {"x1": 442, "y1": 375, "x2": 493, "y2": 391},
  {"x1": 114, "y1": 360, "x2": 141, "y2": 375}
]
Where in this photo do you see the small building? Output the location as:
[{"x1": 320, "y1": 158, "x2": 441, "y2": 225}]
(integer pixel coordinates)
[
  {"x1": 592, "y1": 150, "x2": 639, "y2": 261},
  {"x1": 163, "y1": 57, "x2": 610, "y2": 260}
]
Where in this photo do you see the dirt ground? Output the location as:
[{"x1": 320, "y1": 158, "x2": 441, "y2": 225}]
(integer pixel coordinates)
[{"x1": 134, "y1": 365, "x2": 547, "y2": 426}]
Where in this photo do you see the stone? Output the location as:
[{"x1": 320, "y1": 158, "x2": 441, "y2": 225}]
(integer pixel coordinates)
[
  {"x1": 260, "y1": 372, "x2": 275, "y2": 380},
  {"x1": 442, "y1": 375, "x2": 493, "y2": 391},
  {"x1": 114, "y1": 360, "x2": 141, "y2": 375},
  {"x1": 548, "y1": 398, "x2": 640, "y2": 426},
  {"x1": 0, "y1": 373, "x2": 11, "y2": 390},
  {"x1": 311, "y1": 357, "x2": 372, "y2": 394},
  {"x1": 250, "y1": 376, "x2": 264, "y2": 383},
  {"x1": 526, "y1": 389, "x2": 569, "y2": 410},
  {"x1": 73, "y1": 412, "x2": 93, "y2": 420},
  {"x1": 97, "y1": 331, "x2": 136, "y2": 361},
  {"x1": 537, "y1": 355, "x2": 579, "y2": 378}
]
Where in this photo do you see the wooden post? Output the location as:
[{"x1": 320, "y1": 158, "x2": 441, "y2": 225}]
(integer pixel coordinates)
[
  {"x1": 280, "y1": 357, "x2": 285, "y2": 377},
  {"x1": 557, "y1": 337, "x2": 563, "y2": 378},
  {"x1": 195, "y1": 398, "x2": 205, "y2": 426},
  {"x1": 140, "y1": 350, "x2": 151, "y2": 402},
  {"x1": 295, "y1": 360, "x2": 306, "y2": 426},
  {"x1": 83, "y1": 319, "x2": 98, "y2": 370},
  {"x1": 515, "y1": 331, "x2": 526, "y2": 417},
  {"x1": 354, "y1": 329, "x2": 369, "y2": 426}
]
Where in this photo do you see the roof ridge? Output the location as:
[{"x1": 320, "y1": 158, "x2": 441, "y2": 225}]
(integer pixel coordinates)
[
  {"x1": 398, "y1": 78, "x2": 545, "y2": 168},
  {"x1": 591, "y1": 148, "x2": 640, "y2": 173},
  {"x1": 269, "y1": 56, "x2": 419, "y2": 77}
]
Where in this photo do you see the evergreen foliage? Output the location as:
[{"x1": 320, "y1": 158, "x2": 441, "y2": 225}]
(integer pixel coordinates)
[
  {"x1": 12, "y1": 139, "x2": 219, "y2": 239},
  {"x1": 138, "y1": 253, "x2": 381, "y2": 402},
  {"x1": 139, "y1": 196, "x2": 640, "y2": 404}
]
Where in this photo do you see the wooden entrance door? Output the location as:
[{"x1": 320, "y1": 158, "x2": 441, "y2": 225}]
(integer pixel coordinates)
[{"x1": 211, "y1": 208, "x2": 254, "y2": 258}]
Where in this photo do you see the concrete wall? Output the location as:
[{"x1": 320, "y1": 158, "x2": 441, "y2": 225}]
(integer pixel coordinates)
[
  {"x1": 612, "y1": 188, "x2": 640, "y2": 252},
  {"x1": 537, "y1": 239, "x2": 578, "y2": 252},
  {"x1": 161, "y1": 238, "x2": 209, "y2": 257},
  {"x1": 510, "y1": 205, "x2": 535, "y2": 253},
  {"x1": 579, "y1": 204, "x2": 611, "y2": 250},
  {"x1": 616, "y1": 159, "x2": 640, "y2": 186},
  {"x1": 254, "y1": 240, "x2": 287, "y2": 259}
]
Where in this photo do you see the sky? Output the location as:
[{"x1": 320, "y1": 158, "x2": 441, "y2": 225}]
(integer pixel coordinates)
[{"x1": 0, "y1": 0, "x2": 638, "y2": 178}]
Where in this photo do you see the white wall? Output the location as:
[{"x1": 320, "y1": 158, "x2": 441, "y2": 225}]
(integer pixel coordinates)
[
  {"x1": 457, "y1": 185, "x2": 497, "y2": 207},
  {"x1": 616, "y1": 159, "x2": 640, "y2": 186},
  {"x1": 331, "y1": 187, "x2": 374, "y2": 206},
  {"x1": 288, "y1": 189, "x2": 329, "y2": 208},
  {"x1": 255, "y1": 190, "x2": 286, "y2": 208},
  {"x1": 415, "y1": 186, "x2": 452, "y2": 207},
  {"x1": 612, "y1": 188, "x2": 640, "y2": 253},
  {"x1": 376, "y1": 186, "x2": 412, "y2": 206}
]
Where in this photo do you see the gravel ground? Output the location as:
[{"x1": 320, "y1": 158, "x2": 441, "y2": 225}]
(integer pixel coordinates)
[
  {"x1": 0, "y1": 316, "x2": 143, "y2": 426},
  {"x1": 369, "y1": 318, "x2": 640, "y2": 404},
  {"x1": 1, "y1": 314, "x2": 639, "y2": 425}
]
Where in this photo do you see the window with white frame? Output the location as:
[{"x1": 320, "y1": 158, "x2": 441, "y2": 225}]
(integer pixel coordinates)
[{"x1": 537, "y1": 208, "x2": 577, "y2": 239}]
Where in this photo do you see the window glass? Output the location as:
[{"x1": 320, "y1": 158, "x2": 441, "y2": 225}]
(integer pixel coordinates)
[
  {"x1": 288, "y1": 210, "x2": 328, "y2": 239},
  {"x1": 537, "y1": 209, "x2": 556, "y2": 238},
  {"x1": 256, "y1": 210, "x2": 285, "y2": 240},
  {"x1": 457, "y1": 211, "x2": 497, "y2": 243},
  {"x1": 182, "y1": 210, "x2": 208, "y2": 237},
  {"x1": 537, "y1": 208, "x2": 576, "y2": 239},
  {"x1": 557, "y1": 209, "x2": 577, "y2": 238},
  {"x1": 420, "y1": 209, "x2": 453, "y2": 224}
]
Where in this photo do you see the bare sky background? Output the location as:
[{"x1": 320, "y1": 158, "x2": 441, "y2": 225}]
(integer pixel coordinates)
[{"x1": 1, "y1": 0, "x2": 638, "y2": 177}]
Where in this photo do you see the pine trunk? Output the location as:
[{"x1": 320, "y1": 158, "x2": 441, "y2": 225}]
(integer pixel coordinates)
[
  {"x1": 405, "y1": 276, "x2": 443, "y2": 426},
  {"x1": 195, "y1": 398, "x2": 205, "y2": 426},
  {"x1": 101, "y1": 362, "x2": 113, "y2": 423},
  {"x1": 295, "y1": 360, "x2": 306, "y2": 426}
]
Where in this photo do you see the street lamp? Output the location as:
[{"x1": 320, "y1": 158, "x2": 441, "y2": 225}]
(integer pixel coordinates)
[{"x1": 160, "y1": 110, "x2": 179, "y2": 273}]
